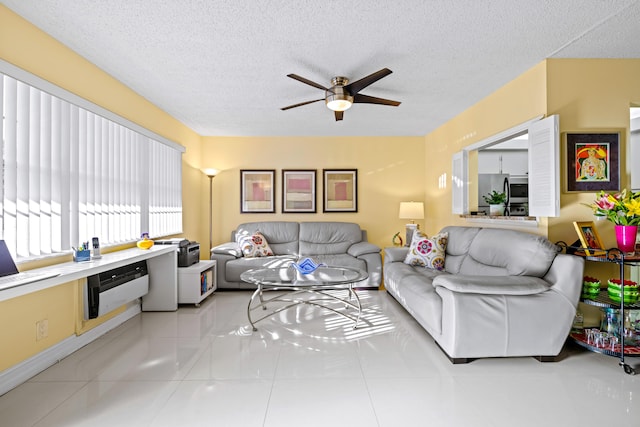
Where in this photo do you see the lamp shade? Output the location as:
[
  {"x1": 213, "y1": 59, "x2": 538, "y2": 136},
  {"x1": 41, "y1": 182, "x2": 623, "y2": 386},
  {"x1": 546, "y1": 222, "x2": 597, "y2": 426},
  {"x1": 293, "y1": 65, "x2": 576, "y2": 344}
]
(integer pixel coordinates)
[
  {"x1": 399, "y1": 202, "x2": 424, "y2": 220},
  {"x1": 202, "y1": 168, "x2": 219, "y2": 178}
]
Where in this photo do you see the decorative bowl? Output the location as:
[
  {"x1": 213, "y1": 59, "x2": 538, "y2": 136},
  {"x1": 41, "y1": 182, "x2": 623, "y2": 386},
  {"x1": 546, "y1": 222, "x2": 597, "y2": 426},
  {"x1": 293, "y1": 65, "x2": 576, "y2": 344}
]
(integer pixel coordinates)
[
  {"x1": 582, "y1": 276, "x2": 600, "y2": 300},
  {"x1": 137, "y1": 238, "x2": 154, "y2": 250},
  {"x1": 290, "y1": 258, "x2": 326, "y2": 275},
  {"x1": 607, "y1": 279, "x2": 639, "y2": 303},
  {"x1": 582, "y1": 276, "x2": 601, "y2": 300}
]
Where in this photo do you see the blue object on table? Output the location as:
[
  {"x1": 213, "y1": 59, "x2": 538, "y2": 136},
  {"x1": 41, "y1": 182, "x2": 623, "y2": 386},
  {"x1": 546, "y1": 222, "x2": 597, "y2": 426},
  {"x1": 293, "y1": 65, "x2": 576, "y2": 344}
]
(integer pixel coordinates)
[
  {"x1": 291, "y1": 258, "x2": 326, "y2": 274},
  {"x1": 73, "y1": 249, "x2": 91, "y2": 262}
]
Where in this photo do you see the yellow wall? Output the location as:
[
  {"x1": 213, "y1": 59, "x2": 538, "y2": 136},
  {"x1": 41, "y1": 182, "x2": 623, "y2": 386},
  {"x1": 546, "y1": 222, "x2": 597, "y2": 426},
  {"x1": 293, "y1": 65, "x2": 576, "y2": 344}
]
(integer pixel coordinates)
[
  {"x1": 0, "y1": 6, "x2": 204, "y2": 251},
  {"x1": 0, "y1": 283, "x2": 75, "y2": 370},
  {"x1": 423, "y1": 58, "x2": 640, "y2": 283},
  {"x1": 3, "y1": 3, "x2": 640, "y2": 378},
  {"x1": 547, "y1": 59, "x2": 640, "y2": 244},
  {"x1": 201, "y1": 136, "x2": 426, "y2": 251},
  {"x1": 0, "y1": 6, "x2": 204, "y2": 371},
  {"x1": 0, "y1": 7, "x2": 424, "y2": 371},
  {"x1": 546, "y1": 59, "x2": 640, "y2": 282},
  {"x1": 423, "y1": 62, "x2": 548, "y2": 235}
]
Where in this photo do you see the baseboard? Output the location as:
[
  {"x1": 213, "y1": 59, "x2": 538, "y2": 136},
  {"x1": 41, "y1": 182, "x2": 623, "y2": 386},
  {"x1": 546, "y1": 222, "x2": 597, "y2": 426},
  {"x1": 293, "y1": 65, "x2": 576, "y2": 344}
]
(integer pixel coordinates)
[{"x1": 0, "y1": 304, "x2": 141, "y2": 396}]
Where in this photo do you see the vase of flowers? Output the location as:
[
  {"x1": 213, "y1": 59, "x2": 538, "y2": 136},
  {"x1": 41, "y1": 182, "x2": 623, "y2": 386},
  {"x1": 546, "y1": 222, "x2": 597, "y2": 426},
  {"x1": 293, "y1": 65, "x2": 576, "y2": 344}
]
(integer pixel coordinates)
[
  {"x1": 587, "y1": 189, "x2": 640, "y2": 254},
  {"x1": 615, "y1": 225, "x2": 637, "y2": 254}
]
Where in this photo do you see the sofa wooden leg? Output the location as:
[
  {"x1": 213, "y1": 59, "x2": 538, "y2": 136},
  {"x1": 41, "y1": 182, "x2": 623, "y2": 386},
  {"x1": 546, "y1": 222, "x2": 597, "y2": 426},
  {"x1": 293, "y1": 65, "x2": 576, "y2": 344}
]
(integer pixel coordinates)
[
  {"x1": 534, "y1": 355, "x2": 558, "y2": 362},
  {"x1": 434, "y1": 341, "x2": 474, "y2": 364},
  {"x1": 449, "y1": 357, "x2": 472, "y2": 364}
]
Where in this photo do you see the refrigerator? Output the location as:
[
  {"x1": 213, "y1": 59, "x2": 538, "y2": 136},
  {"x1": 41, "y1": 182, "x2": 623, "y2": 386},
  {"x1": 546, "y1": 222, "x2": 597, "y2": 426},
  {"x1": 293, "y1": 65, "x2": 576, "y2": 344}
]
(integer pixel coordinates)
[{"x1": 478, "y1": 173, "x2": 509, "y2": 215}]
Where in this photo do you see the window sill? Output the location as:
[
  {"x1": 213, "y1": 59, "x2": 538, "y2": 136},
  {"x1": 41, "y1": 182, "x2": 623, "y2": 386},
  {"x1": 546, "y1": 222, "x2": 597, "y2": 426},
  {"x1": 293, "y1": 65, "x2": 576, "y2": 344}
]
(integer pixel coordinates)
[{"x1": 459, "y1": 214, "x2": 538, "y2": 227}]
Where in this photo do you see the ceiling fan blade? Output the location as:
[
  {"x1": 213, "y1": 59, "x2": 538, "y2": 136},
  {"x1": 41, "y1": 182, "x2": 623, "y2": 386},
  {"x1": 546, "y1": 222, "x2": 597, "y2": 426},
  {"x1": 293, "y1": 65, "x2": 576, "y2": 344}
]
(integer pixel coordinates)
[
  {"x1": 287, "y1": 74, "x2": 329, "y2": 91},
  {"x1": 344, "y1": 68, "x2": 392, "y2": 94},
  {"x1": 353, "y1": 93, "x2": 401, "y2": 106},
  {"x1": 334, "y1": 110, "x2": 344, "y2": 121},
  {"x1": 281, "y1": 98, "x2": 324, "y2": 111}
]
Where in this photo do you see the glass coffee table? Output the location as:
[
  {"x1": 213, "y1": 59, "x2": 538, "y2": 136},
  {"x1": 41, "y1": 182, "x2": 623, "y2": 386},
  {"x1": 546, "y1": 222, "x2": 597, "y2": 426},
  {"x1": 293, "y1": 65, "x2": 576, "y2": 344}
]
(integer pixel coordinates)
[{"x1": 240, "y1": 266, "x2": 368, "y2": 331}]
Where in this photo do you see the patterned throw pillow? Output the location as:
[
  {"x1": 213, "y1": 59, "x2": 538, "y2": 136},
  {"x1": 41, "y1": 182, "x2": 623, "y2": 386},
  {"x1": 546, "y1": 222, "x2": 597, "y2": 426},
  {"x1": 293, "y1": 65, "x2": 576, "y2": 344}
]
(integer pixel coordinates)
[
  {"x1": 237, "y1": 232, "x2": 274, "y2": 258},
  {"x1": 403, "y1": 230, "x2": 448, "y2": 270}
]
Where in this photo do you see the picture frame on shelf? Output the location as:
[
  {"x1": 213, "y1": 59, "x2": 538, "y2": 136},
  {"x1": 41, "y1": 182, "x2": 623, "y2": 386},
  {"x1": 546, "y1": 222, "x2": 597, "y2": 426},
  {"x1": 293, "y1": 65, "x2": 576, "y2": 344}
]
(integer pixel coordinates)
[
  {"x1": 323, "y1": 169, "x2": 357, "y2": 212},
  {"x1": 282, "y1": 169, "x2": 316, "y2": 213},
  {"x1": 573, "y1": 221, "x2": 606, "y2": 256},
  {"x1": 240, "y1": 169, "x2": 275, "y2": 213},
  {"x1": 565, "y1": 132, "x2": 620, "y2": 192}
]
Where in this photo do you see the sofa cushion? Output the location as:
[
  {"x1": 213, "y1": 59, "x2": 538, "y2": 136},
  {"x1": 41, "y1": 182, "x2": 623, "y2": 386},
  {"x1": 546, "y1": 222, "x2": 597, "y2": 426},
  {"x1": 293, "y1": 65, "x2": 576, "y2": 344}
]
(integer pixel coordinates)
[
  {"x1": 440, "y1": 226, "x2": 558, "y2": 277},
  {"x1": 404, "y1": 230, "x2": 448, "y2": 271},
  {"x1": 225, "y1": 255, "x2": 297, "y2": 282},
  {"x1": 347, "y1": 241, "x2": 381, "y2": 257},
  {"x1": 433, "y1": 274, "x2": 551, "y2": 295},
  {"x1": 440, "y1": 226, "x2": 481, "y2": 274},
  {"x1": 299, "y1": 222, "x2": 362, "y2": 256},
  {"x1": 210, "y1": 242, "x2": 243, "y2": 258},
  {"x1": 237, "y1": 232, "x2": 273, "y2": 258},
  {"x1": 383, "y1": 262, "x2": 445, "y2": 335},
  {"x1": 311, "y1": 254, "x2": 367, "y2": 273},
  {"x1": 462, "y1": 228, "x2": 558, "y2": 277},
  {"x1": 233, "y1": 221, "x2": 299, "y2": 255}
]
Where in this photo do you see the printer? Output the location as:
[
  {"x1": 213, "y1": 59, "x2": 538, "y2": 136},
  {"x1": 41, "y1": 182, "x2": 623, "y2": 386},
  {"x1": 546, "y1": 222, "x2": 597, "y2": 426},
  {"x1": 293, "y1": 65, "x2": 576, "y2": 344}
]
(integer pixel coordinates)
[{"x1": 155, "y1": 238, "x2": 200, "y2": 267}]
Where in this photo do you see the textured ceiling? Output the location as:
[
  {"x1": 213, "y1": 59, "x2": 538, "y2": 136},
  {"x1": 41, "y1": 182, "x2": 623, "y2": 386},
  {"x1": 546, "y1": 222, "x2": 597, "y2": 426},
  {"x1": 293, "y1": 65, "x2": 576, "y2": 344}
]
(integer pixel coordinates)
[{"x1": 2, "y1": 0, "x2": 640, "y2": 137}]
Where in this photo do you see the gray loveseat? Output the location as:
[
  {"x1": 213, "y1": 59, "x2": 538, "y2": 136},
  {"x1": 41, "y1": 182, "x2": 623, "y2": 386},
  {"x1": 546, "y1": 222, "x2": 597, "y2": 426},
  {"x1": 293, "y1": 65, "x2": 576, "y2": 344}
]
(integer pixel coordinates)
[
  {"x1": 384, "y1": 226, "x2": 584, "y2": 363},
  {"x1": 211, "y1": 221, "x2": 382, "y2": 289}
]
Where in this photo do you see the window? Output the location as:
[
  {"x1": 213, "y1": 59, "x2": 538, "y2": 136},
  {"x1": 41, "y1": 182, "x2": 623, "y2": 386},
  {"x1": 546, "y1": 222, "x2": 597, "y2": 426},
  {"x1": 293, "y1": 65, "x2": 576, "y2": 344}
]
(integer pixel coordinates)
[
  {"x1": 452, "y1": 115, "x2": 559, "y2": 217},
  {"x1": 1, "y1": 61, "x2": 185, "y2": 260}
]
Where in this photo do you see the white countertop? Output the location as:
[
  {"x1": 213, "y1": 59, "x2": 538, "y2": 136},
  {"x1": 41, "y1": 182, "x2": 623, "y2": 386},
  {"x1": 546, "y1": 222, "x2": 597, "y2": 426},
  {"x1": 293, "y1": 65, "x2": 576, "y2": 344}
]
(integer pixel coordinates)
[{"x1": 0, "y1": 245, "x2": 177, "y2": 302}]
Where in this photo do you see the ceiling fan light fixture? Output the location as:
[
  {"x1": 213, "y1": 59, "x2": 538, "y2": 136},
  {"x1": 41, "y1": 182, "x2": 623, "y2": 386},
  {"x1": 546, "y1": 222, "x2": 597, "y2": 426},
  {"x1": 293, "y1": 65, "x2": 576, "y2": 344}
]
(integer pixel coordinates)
[
  {"x1": 326, "y1": 79, "x2": 353, "y2": 111},
  {"x1": 282, "y1": 69, "x2": 399, "y2": 119},
  {"x1": 326, "y1": 96, "x2": 353, "y2": 111}
]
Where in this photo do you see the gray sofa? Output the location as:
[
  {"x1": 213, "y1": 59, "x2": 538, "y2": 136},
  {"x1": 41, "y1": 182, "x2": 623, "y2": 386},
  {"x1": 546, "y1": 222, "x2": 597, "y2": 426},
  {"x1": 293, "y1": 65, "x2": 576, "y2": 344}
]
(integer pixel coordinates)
[
  {"x1": 211, "y1": 221, "x2": 382, "y2": 289},
  {"x1": 384, "y1": 226, "x2": 584, "y2": 363}
]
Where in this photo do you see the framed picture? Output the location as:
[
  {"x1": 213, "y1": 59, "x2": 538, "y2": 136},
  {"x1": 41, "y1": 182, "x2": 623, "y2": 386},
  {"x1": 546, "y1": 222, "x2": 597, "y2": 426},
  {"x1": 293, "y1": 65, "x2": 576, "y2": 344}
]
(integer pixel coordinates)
[
  {"x1": 282, "y1": 169, "x2": 316, "y2": 213},
  {"x1": 566, "y1": 132, "x2": 620, "y2": 192},
  {"x1": 573, "y1": 221, "x2": 606, "y2": 255},
  {"x1": 323, "y1": 169, "x2": 357, "y2": 212},
  {"x1": 240, "y1": 170, "x2": 275, "y2": 213}
]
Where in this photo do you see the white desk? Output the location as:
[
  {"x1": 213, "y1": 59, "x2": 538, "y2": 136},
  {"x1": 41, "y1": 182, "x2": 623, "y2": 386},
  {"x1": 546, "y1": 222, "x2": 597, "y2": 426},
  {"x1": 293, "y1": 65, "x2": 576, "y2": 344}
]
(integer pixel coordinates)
[{"x1": 0, "y1": 245, "x2": 178, "y2": 310}]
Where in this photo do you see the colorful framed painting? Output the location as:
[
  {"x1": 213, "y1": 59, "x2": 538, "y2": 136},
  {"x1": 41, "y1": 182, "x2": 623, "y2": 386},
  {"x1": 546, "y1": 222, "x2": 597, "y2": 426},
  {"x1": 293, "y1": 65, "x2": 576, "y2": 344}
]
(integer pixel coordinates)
[
  {"x1": 240, "y1": 170, "x2": 275, "y2": 213},
  {"x1": 566, "y1": 132, "x2": 620, "y2": 192},
  {"x1": 282, "y1": 169, "x2": 316, "y2": 213},
  {"x1": 323, "y1": 169, "x2": 357, "y2": 212},
  {"x1": 573, "y1": 221, "x2": 606, "y2": 256}
]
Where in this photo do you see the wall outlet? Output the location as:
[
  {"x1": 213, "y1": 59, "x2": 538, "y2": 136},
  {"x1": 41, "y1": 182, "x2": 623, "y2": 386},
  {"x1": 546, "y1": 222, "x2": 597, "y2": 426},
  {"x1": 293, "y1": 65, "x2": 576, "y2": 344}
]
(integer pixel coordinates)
[{"x1": 36, "y1": 319, "x2": 48, "y2": 341}]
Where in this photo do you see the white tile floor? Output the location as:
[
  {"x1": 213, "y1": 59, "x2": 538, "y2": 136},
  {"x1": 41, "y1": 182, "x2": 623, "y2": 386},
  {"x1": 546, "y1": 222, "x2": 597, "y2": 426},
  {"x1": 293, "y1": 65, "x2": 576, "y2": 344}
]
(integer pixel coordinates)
[{"x1": 1, "y1": 290, "x2": 640, "y2": 427}]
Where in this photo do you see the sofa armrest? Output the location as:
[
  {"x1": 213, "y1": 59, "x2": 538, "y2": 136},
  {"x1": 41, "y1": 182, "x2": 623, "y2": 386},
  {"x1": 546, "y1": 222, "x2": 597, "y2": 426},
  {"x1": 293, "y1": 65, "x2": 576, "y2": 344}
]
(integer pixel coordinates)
[
  {"x1": 348, "y1": 241, "x2": 381, "y2": 257},
  {"x1": 433, "y1": 275, "x2": 550, "y2": 296},
  {"x1": 542, "y1": 254, "x2": 584, "y2": 307},
  {"x1": 210, "y1": 242, "x2": 242, "y2": 258},
  {"x1": 383, "y1": 247, "x2": 409, "y2": 264}
]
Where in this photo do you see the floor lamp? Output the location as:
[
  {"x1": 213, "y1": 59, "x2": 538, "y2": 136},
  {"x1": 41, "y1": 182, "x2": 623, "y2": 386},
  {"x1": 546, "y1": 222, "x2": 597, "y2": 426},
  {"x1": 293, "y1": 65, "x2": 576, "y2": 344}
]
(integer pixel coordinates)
[
  {"x1": 399, "y1": 201, "x2": 424, "y2": 247},
  {"x1": 203, "y1": 168, "x2": 219, "y2": 252}
]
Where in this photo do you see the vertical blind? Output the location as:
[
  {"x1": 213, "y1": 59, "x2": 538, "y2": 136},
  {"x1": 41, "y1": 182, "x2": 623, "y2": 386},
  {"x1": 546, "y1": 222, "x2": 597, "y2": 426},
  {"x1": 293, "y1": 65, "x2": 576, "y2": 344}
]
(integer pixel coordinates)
[{"x1": 1, "y1": 71, "x2": 184, "y2": 259}]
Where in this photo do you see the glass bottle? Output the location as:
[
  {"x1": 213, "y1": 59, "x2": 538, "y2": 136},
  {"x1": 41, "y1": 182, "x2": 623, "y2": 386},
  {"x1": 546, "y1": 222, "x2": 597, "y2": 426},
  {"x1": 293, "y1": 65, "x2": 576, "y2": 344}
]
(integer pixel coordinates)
[
  {"x1": 572, "y1": 309, "x2": 584, "y2": 333},
  {"x1": 601, "y1": 309, "x2": 618, "y2": 336}
]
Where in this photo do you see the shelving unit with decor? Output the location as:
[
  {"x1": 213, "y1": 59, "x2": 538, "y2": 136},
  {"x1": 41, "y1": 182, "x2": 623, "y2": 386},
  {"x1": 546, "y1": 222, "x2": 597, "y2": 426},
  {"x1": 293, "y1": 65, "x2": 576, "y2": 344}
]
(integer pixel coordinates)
[
  {"x1": 569, "y1": 247, "x2": 640, "y2": 375},
  {"x1": 177, "y1": 260, "x2": 216, "y2": 306}
]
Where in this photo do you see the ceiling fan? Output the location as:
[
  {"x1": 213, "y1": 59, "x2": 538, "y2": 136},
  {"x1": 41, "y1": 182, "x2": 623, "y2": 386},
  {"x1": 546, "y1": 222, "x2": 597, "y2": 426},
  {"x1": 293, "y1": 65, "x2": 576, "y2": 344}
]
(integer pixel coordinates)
[{"x1": 281, "y1": 68, "x2": 401, "y2": 121}]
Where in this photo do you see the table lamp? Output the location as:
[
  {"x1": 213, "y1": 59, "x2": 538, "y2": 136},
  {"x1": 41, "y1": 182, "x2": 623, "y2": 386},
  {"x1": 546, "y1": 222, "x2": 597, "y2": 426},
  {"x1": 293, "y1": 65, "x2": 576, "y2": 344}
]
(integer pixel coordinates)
[{"x1": 399, "y1": 202, "x2": 424, "y2": 247}]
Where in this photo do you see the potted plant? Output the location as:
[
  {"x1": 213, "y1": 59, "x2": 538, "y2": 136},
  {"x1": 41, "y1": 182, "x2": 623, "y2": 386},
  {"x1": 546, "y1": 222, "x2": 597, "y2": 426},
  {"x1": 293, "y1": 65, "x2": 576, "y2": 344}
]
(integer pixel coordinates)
[{"x1": 483, "y1": 190, "x2": 507, "y2": 216}]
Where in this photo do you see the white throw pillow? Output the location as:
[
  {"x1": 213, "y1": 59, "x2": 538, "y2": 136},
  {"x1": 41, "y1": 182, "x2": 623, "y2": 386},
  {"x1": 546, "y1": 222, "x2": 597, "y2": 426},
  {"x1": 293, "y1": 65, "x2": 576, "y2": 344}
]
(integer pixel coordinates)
[
  {"x1": 237, "y1": 231, "x2": 274, "y2": 258},
  {"x1": 403, "y1": 230, "x2": 448, "y2": 271}
]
